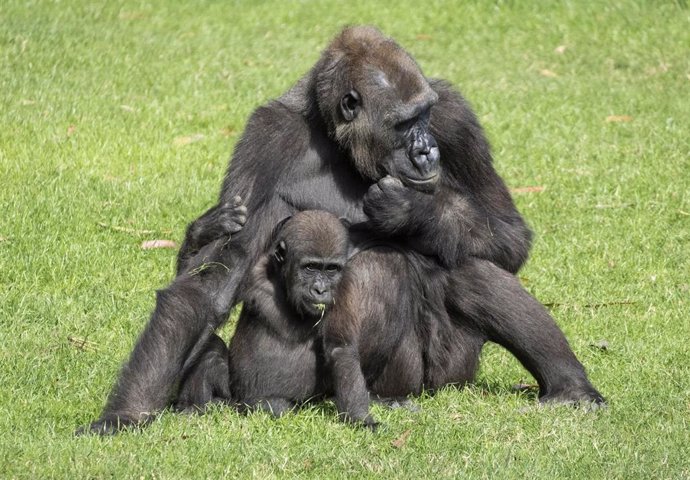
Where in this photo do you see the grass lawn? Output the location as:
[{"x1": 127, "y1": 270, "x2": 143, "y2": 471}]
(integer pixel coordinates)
[{"x1": 1, "y1": 0, "x2": 688, "y2": 478}]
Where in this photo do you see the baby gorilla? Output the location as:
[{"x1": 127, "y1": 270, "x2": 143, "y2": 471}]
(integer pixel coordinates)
[
  {"x1": 179, "y1": 210, "x2": 409, "y2": 428},
  {"x1": 228, "y1": 210, "x2": 349, "y2": 417},
  {"x1": 174, "y1": 209, "x2": 347, "y2": 414}
]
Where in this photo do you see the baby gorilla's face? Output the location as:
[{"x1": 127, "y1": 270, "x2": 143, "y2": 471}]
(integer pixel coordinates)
[
  {"x1": 274, "y1": 209, "x2": 350, "y2": 321},
  {"x1": 291, "y1": 257, "x2": 344, "y2": 318}
]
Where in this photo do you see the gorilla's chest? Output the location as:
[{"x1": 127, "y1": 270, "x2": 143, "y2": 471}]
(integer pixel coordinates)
[{"x1": 277, "y1": 145, "x2": 370, "y2": 223}]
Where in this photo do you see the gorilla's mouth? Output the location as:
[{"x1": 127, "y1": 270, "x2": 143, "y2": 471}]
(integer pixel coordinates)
[
  {"x1": 405, "y1": 173, "x2": 439, "y2": 187},
  {"x1": 310, "y1": 302, "x2": 329, "y2": 326},
  {"x1": 304, "y1": 302, "x2": 330, "y2": 317}
]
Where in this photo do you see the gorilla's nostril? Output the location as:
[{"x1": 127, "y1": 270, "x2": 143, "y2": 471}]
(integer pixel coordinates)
[
  {"x1": 427, "y1": 147, "x2": 440, "y2": 164},
  {"x1": 412, "y1": 154, "x2": 430, "y2": 172}
]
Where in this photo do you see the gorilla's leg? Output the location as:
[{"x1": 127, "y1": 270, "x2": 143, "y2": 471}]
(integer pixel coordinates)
[
  {"x1": 423, "y1": 320, "x2": 486, "y2": 391},
  {"x1": 78, "y1": 239, "x2": 249, "y2": 435},
  {"x1": 446, "y1": 258, "x2": 604, "y2": 405},
  {"x1": 175, "y1": 334, "x2": 231, "y2": 412},
  {"x1": 369, "y1": 327, "x2": 423, "y2": 398}
]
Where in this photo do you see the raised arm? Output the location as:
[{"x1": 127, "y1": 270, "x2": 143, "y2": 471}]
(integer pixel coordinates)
[{"x1": 363, "y1": 80, "x2": 532, "y2": 273}]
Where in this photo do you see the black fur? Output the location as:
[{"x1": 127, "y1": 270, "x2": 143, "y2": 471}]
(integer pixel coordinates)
[
  {"x1": 78, "y1": 26, "x2": 601, "y2": 435},
  {"x1": 175, "y1": 334, "x2": 231, "y2": 412},
  {"x1": 228, "y1": 211, "x2": 347, "y2": 418},
  {"x1": 323, "y1": 248, "x2": 605, "y2": 426}
]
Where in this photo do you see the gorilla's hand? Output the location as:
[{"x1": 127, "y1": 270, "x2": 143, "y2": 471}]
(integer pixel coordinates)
[
  {"x1": 176, "y1": 195, "x2": 247, "y2": 275},
  {"x1": 75, "y1": 414, "x2": 149, "y2": 436},
  {"x1": 215, "y1": 195, "x2": 247, "y2": 236},
  {"x1": 363, "y1": 176, "x2": 417, "y2": 234},
  {"x1": 187, "y1": 195, "x2": 246, "y2": 245}
]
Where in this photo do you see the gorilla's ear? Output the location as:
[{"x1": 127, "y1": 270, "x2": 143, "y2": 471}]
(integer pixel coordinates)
[
  {"x1": 340, "y1": 90, "x2": 360, "y2": 122},
  {"x1": 270, "y1": 216, "x2": 292, "y2": 264},
  {"x1": 274, "y1": 216, "x2": 292, "y2": 232},
  {"x1": 274, "y1": 240, "x2": 287, "y2": 264},
  {"x1": 270, "y1": 215, "x2": 292, "y2": 241}
]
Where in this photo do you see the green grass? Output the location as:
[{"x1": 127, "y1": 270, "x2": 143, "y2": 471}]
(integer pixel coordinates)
[{"x1": 1, "y1": 0, "x2": 688, "y2": 478}]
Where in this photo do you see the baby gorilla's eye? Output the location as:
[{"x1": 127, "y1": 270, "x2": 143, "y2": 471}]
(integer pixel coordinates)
[
  {"x1": 326, "y1": 265, "x2": 341, "y2": 273},
  {"x1": 304, "y1": 263, "x2": 319, "y2": 272}
]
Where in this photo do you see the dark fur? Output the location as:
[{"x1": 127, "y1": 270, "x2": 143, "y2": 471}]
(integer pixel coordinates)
[
  {"x1": 324, "y1": 249, "x2": 604, "y2": 427},
  {"x1": 228, "y1": 211, "x2": 347, "y2": 417},
  {"x1": 78, "y1": 26, "x2": 602, "y2": 435},
  {"x1": 175, "y1": 333, "x2": 231, "y2": 412},
  {"x1": 226, "y1": 214, "x2": 603, "y2": 428}
]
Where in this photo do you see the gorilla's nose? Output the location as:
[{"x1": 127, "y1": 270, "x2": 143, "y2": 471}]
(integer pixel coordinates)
[
  {"x1": 412, "y1": 146, "x2": 440, "y2": 176},
  {"x1": 310, "y1": 286, "x2": 330, "y2": 302}
]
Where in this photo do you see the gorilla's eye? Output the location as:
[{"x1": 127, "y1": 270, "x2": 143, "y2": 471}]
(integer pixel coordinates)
[
  {"x1": 395, "y1": 116, "x2": 418, "y2": 133},
  {"x1": 340, "y1": 90, "x2": 361, "y2": 122},
  {"x1": 326, "y1": 264, "x2": 341, "y2": 273},
  {"x1": 304, "y1": 263, "x2": 319, "y2": 272},
  {"x1": 395, "y1": 108, "x2": 431, "y2": 133}
]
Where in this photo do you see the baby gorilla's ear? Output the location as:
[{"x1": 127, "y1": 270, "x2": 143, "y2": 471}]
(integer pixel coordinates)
[
  {"x1": 273, "y1": 240, "x2": 287, "y2": 264},
  {"x1": 338, "y1": 217, "x2": 357, "y2": 260}
]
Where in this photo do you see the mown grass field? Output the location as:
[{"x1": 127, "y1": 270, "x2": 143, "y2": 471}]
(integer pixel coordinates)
[{"x1": 1, "y1": 1, "x2": 688, "y2": 478}]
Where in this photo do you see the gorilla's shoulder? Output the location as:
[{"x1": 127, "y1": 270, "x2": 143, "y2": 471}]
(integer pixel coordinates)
[{"x1": 242, "y1": 99, "x2": 311, "y2": 144}]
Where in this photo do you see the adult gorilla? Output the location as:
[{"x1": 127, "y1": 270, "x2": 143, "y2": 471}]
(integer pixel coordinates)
[{"x1": 79, "y1": 26, "x2": 601, "y2": 434}]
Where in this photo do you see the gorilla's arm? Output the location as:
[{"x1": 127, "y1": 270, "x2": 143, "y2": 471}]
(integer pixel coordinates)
[
  {"x1": 77, "y1": 105, "x2": 312, "y2": 435},
  {"x1": 364, "y1": 177, "x2": 530, "y2": 273},
  {"x1": 321, "y1": 271, "x2": 379, "y2": 430},
  {"x1": 363, "y1": 80, "x2": 532, "y2": 273}
]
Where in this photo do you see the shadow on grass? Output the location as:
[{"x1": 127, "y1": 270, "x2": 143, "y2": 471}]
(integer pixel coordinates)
[{"x1": 175, "y1": 380, "x2": 542, "y2": 421}]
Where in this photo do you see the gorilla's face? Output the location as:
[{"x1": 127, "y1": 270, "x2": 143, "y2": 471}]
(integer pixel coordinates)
[
  {"x1": 382, "y1": 100, "x2": 440, "y2": 191},
  {"x1": 288, "y1": 257, "x2": 343, "y2": 318},
  {"x1": 321, "y1": 31, "x2": 441, "y2": 192},
  {"x1": 337, "y1": 80, "x2": 441, "y2": 191},
  {"x1": 273, "y1": 211, "x2": 349, "y2": 320}
]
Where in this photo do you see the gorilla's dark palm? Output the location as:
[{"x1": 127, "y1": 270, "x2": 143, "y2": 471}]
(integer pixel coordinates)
[{"x1": 80, "y1": 26, "x2": 602, "y2": 434}]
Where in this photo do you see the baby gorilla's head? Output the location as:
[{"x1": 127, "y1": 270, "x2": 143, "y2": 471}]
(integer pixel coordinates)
[{"x1": 272, "y1": 211, "x2": 349, "y2": 319}]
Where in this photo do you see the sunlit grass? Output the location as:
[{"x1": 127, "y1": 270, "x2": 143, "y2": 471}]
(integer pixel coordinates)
[{"x1": 1, "y1": 1, "x2": 688, "y2": 478}]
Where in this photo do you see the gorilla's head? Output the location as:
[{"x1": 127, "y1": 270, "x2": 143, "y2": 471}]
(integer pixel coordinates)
[
  {"x1": 272, "y1": 211, "x2": 349, "y2": 319},
  {"x1": 314, "y1": 26, "x2": 440, "y2": 192}
]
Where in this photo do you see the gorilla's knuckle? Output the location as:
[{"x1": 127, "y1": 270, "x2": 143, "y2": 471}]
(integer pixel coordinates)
[{"x1": 381, "y1": 175, "x2": 403, "y2": 189}]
